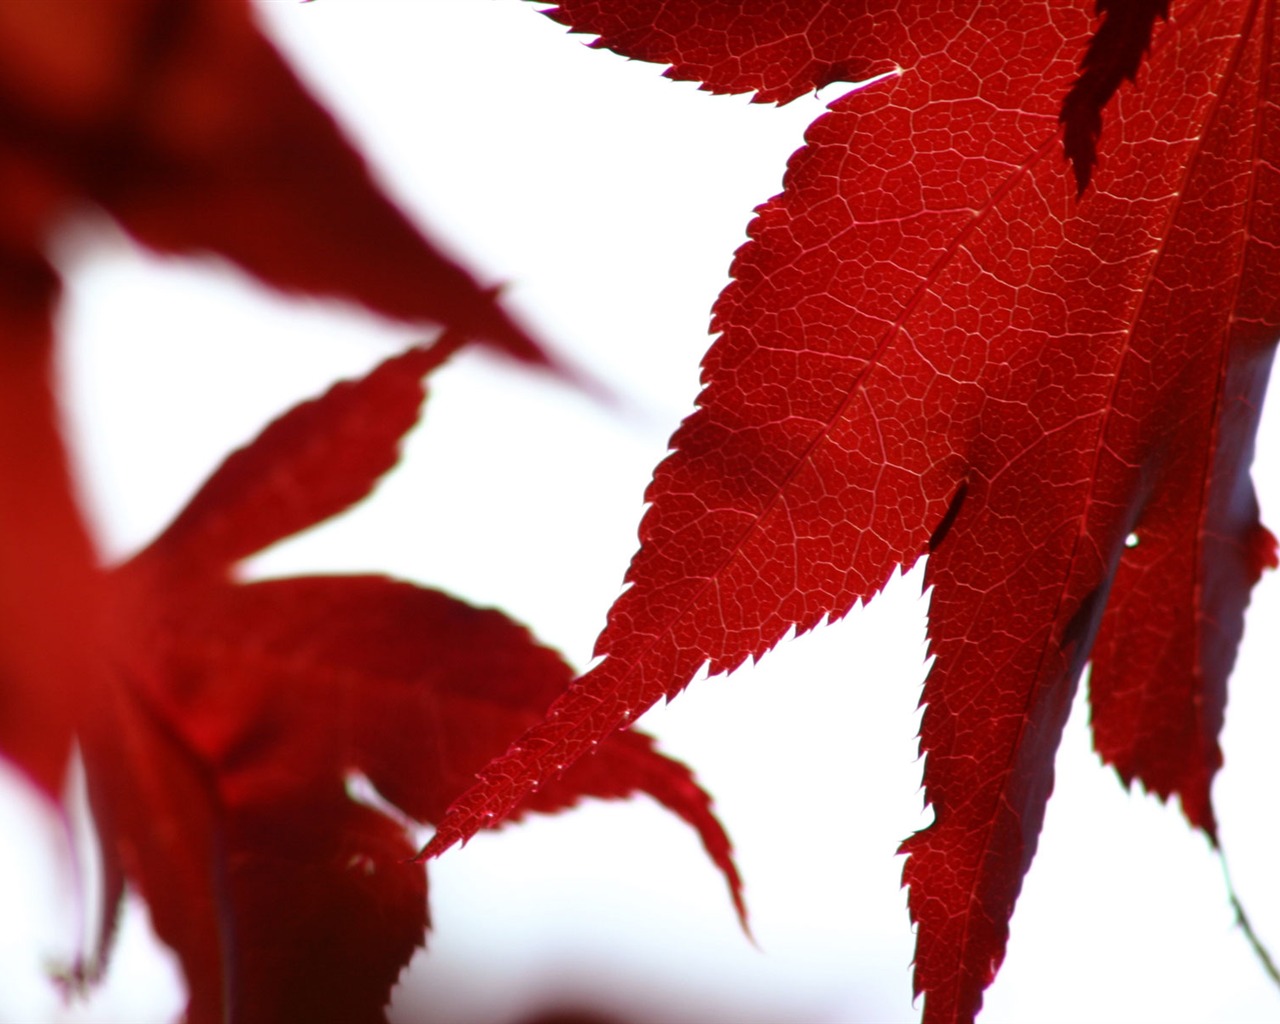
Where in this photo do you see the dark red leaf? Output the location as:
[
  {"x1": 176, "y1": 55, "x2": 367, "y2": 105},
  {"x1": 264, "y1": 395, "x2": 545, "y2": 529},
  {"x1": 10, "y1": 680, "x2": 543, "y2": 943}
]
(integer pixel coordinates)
[
  {"x1": 430, "y1": 1, "x2": 1280, "y2": 1020},
  {"x1": 0, "y1": 0, "x2": 545, "y2": 364},
  {"x1": 3, "y1": 3, "x2": 731, "y2": 1019},
  {"x1": 0, "y1": 0, "x2": 559, "y2": 795},
  {"x1": 84, "y1": 649, "x2": 428, "y2": 1024},
  {"x1": 1060, "y1": 0, "x2": 1170, "y2": 193},
  {"x1": 87, "y1": 572, "x2": 742, "y2": 1022},
  {"x1": 83, "y1": 346, "x2": 740, "y2": 1022},
  {"x1": 0, "y1": 254, "x2": 103, "y2": 795},
  {"x1": 81, "y1": 660, "x2": 244, "y2": 1024}
]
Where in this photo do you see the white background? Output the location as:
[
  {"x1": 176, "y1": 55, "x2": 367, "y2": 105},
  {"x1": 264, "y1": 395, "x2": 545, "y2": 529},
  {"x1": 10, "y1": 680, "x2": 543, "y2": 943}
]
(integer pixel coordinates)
[{"x1": 1, "y1": 1, "x2": 1278, "y2": 1021}]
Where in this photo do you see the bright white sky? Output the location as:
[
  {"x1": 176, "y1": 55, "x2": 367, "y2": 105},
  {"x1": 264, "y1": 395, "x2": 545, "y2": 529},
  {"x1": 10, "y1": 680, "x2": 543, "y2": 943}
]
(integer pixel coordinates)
[{"x1": 2, "y1": 2, "x2": 1278, "y2": 1021}]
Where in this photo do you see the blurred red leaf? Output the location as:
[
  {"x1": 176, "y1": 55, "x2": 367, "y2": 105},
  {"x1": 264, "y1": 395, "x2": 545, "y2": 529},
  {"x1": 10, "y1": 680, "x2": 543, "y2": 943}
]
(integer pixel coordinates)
[
  {"x1": 70, "y1": 343, "x2": 741, "y2": 1023},
  {"x1": 429, "y1": 1, "x2": 1280, "y2": 1021},
  {"x1": 0, "y1": 0, "x2": 555, "y2": 801},
  {"x1": 0, "y1": 259, "x2": 102, "y2": 795},
  {"x1": 0, "y1": 0, "x2": 543, "y2": 361}
]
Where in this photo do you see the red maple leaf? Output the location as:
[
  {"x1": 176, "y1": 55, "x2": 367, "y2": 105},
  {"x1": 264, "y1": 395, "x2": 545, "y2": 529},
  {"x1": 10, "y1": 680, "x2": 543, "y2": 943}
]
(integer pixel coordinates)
[
  {"x1": 73, "y1": 341, "x2": 742, "y2": 1023},
  {"x1": 1, "y1": 4, "x2": 745, "y2": 1018},
  {"x1": 0, "y1": 0, "x2": 551, "y2": 798},
  {"x1": 426, "y1": 1, "x2": 1280, "y2": 1020}
]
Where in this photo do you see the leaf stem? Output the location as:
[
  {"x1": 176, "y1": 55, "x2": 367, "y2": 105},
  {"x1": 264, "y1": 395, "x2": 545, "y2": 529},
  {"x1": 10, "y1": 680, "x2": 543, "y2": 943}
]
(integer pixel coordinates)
[{"x1": 1219, "y1": 850, "x2": 1280, "y2": 988}]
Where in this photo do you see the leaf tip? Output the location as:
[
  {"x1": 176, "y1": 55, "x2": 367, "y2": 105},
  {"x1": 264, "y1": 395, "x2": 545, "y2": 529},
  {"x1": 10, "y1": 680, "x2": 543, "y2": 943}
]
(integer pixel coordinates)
[{"x1": 415, "y1": 829, "x2": 457, "y2": 863}]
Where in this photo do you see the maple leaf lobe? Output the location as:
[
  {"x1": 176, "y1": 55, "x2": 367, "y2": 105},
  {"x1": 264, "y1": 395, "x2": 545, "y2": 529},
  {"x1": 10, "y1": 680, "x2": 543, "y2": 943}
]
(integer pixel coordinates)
[
  {"x1": 1060, "y1": 0, "x2": 1170, "y2": 194},
  {"x1": 0, "y1": 0, "x2": 548, "y2": 362},
  {"x1": 141, "y1": 343, "x2": 443, "y2": 579}
]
